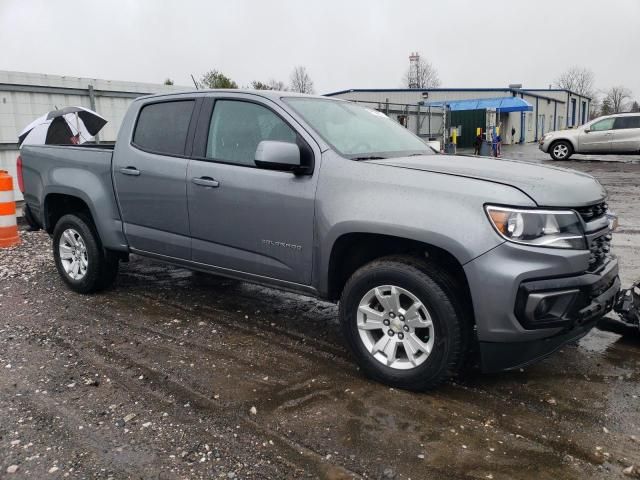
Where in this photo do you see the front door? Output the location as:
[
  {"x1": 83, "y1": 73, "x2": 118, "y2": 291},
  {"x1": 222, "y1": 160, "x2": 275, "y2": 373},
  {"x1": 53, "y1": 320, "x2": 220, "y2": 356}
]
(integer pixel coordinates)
[
  {"x1": 186, "y1": 96, "x2": 318, "y2": 285},
  {"x1": 579, "y1": 117, "x2": 614, "y2": 153},
  {"x1": 113, "y1": 99, "x2": 196, "y2": 259},
  {"x1": 612, "y1": 115, "x2": 640, "y2": 152}
]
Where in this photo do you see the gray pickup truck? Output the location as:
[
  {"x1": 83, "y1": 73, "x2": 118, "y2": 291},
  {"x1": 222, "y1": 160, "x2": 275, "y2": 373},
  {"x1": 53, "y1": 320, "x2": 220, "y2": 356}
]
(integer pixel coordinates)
[{"x1": 18, "y1": 90, "x2": 630, "y2": 391}]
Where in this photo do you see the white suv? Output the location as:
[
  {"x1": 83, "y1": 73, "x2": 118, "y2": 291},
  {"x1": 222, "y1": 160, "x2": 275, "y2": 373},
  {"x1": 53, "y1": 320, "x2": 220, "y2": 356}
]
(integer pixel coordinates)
[{"x1": 539, "y1": 113, "x2": 640, "y2": 160}]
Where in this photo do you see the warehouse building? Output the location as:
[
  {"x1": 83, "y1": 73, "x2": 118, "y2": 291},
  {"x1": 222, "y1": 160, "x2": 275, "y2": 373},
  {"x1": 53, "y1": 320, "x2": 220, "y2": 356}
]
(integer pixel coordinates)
[
  {"x1": 0, "y1": 70, "x2": 189, "y2": 199},
  {"x1": 325, "y1": 87, "x2": 591, "y2": 147}
]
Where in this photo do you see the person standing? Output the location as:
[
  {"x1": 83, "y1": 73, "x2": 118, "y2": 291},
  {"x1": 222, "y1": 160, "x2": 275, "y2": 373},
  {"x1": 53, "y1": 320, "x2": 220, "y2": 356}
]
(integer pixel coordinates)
[
  {"x1": 511, "y1": 126, "x2": 516, "y2": 144},
  {"x1": 473, "y1": 133, "x2": 483, "y2": 155}
]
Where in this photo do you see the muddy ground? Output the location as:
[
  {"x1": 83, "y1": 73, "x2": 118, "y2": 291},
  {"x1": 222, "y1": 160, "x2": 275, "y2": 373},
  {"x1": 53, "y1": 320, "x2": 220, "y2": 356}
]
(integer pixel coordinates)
[{"x1": 1, "y1": 151, "x2": 640, "y2": 479}]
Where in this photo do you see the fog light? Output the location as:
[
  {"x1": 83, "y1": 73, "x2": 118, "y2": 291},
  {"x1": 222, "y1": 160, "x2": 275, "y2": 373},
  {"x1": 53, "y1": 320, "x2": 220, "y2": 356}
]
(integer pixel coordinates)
[
  {"x1": 521, "y1": 289, "x2": 580, "y2": 329},
  {"x1": 534, "y1": 298, "x2": 552, "y2": 318}
]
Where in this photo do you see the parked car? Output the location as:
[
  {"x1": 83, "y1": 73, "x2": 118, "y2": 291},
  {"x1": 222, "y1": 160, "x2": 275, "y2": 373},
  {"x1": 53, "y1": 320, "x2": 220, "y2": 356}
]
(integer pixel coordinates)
[
  {"x1": 19, "y1": 90, "x2": 621, "y2": 391},
  {"x1": 540, "y1": 112, "x2": 640, "y2": 160}
]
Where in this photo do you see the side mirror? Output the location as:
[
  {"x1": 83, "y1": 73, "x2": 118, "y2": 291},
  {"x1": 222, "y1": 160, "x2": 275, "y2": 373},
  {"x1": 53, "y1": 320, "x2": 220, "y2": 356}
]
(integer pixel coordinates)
[
  {"x1": 583, "y1": 128, "x2": 590, "y2": 133},
  {"x1": 255, "y1": 140, "x2": 300, "y2": 171}
]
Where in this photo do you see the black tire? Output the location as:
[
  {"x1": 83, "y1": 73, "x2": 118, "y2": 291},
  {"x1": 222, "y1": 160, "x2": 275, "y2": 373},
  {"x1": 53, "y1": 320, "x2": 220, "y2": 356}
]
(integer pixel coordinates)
[
  {"x1": 549, "y1": 140, "x2": 573, "y2": 160},
  {"x1": 52, "y1": 213, "x2": 119, "y2": 293},
  {"x1": 339, "y1": 255, "x2": 468, "y2": 391}
]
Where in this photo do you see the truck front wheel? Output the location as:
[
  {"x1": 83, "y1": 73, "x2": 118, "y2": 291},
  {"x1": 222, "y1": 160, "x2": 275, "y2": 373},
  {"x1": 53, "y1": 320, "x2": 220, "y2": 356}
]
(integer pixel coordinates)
[
  {"x1": 339, "y1": 256, "x2": 466, "y2": 391},
  {"x1": 52, "y1": 214, "x2": 119, "y2": 293}
]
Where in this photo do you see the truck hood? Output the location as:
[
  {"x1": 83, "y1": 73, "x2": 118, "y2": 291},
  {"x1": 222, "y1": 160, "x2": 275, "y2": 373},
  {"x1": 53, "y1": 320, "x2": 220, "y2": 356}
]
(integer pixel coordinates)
[{"x1": 369, "y1": 154, "x2": 606, "y2": 207}]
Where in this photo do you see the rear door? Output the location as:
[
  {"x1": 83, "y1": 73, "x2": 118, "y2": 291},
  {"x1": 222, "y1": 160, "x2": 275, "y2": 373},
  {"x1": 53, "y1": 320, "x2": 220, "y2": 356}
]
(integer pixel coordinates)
[
  {"x1": 611, "y1": 115, "x2": 640, "y2": 152},
  {"x1": 579, "y1": 117, "x2": 614, "y2": 153},
  {"x1": 186, "y1": 95, "x2": 319, "y2": 285},
  {"x1": 113, "y1": 98, "x2": 198, "y2": 259}
]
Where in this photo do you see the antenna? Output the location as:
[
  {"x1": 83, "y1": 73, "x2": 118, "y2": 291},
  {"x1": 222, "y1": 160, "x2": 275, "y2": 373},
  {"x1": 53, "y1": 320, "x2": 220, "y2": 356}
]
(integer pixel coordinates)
[
  {"x1": 190, "y1": 74, "x2": 199, "y2": 90},
  {"x1": 408, "y1": 52, "x2": 420, "y2": 89}
]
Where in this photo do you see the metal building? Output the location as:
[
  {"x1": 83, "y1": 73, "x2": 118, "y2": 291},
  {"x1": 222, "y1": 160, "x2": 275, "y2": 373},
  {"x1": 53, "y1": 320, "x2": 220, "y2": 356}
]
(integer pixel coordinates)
[
  {"x1": 0, "y1": 70, "x2": 189, "y2": 199},
  {"x1": 326, "y1": 87, "x2": 591, "y2": 146}
]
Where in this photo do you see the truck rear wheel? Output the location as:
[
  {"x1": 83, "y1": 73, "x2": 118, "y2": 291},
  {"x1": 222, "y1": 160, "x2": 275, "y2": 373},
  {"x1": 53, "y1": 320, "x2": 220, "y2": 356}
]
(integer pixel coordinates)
[
  {"x1": 52, "y1": 213, "x2": 119, "y2": 293},
  {"x1": 339, "y1": 255, "x2": 466, "y2": 391}
]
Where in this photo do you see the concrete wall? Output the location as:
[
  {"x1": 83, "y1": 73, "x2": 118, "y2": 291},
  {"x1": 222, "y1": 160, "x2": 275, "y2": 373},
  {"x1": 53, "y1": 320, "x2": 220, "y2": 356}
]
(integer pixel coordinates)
[{"x1": 0, "y1": 70, "x2": 190, "y2": 200}]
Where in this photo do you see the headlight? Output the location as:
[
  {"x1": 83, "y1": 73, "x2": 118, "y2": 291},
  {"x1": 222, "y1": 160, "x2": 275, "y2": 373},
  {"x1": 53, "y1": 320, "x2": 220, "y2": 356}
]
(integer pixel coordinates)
[{"x1": 485, "y1": 206, "x2": 586, "y2": 249}]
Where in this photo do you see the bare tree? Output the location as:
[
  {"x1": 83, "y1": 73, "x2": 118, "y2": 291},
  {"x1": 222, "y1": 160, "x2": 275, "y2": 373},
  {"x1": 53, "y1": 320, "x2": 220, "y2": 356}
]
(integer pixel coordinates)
[
  {"x1": 267, "y1": 79, "x2": 288, "y2": 91},
  {"x1": 289, "y1": 66, "x2": 314, "y2": 94},
  {"x1": 404, "y1": 57, "x2": 441, "y2": 88},
  {"x1": 604, "y1": 86, "x2": 633, "y2": 113},
  {"x1": 554, "y1": 66, "x2": 595, "y2": 97}
]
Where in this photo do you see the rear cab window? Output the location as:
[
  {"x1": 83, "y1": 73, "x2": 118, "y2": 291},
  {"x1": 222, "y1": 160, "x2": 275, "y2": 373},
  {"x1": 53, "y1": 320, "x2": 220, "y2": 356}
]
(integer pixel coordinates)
[{"x1": 133, "y1": 100, "x2": 195, "y2": 155}]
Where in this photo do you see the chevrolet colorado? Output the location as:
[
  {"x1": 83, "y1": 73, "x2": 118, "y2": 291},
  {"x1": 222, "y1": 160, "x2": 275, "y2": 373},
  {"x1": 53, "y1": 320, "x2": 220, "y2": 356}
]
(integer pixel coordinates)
[{"x1": 18, "y1": 90, "x2": 628, "y2": 390}]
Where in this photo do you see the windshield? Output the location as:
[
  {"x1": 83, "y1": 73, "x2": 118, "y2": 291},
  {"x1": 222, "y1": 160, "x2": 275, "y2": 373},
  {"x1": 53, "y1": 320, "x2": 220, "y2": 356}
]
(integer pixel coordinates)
[{"x1": 283, "y1": 97, "x2": 434, "y2": 159}]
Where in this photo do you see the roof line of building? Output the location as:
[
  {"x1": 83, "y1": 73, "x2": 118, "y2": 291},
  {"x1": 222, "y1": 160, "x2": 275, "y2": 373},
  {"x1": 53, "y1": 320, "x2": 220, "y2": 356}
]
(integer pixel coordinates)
[
  {"x1": 0, "y1": 82, "x2": 156, "y2": 99},
  {"x1": 523, "y1": 88, "x2": 591, "y2": 100},
  {"x1": 324, "y1": 88, "x2": 571, "y2": 103}
]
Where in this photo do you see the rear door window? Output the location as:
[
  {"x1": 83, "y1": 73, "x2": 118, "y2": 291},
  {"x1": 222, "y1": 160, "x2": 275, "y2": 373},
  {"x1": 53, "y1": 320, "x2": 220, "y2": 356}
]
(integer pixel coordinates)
[
  {"x1": 613, "y1": 116, "x2": 640, "y2": 129},
  {"x1": 206, "y1": 100, "x2": 297, "y2": 166},
  {"x1": 133, "y1": 100, "x2": 195, "y2": 155}
]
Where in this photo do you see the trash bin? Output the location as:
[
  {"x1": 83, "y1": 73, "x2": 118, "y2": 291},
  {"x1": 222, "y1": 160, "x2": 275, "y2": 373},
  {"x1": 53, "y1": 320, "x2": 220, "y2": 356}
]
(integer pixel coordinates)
[{"x1": 479, "y1": 141, "x2": 491, "y2": 156}]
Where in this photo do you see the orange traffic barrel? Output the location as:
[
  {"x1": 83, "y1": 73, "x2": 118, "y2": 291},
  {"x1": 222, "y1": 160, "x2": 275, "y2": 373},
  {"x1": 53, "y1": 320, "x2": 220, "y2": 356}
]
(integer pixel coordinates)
[{"x1": 0, "y1": 170, "x2": 19, "y2": 248}]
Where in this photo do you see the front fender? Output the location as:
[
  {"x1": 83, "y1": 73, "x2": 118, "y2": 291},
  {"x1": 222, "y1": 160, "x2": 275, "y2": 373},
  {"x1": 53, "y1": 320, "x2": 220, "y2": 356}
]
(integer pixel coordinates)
[{"x1": 313, "y1": 152, "x2": 536, "y2": 295}]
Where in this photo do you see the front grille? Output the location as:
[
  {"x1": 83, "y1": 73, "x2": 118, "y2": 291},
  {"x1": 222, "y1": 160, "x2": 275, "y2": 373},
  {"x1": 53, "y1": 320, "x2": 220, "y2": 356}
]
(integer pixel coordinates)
[
  {"x1": 588, "y1": 232, "x2": 612, "y2": 272},
  {"x1": 576, "y1": 202, "x2": 608, "y2": 222}
]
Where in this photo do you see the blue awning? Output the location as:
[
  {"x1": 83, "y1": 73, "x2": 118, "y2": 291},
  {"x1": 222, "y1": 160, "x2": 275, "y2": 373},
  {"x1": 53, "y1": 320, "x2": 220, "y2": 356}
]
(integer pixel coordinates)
[{"x1": 420, "y1": 96, "x2": 533, "y2": 112}]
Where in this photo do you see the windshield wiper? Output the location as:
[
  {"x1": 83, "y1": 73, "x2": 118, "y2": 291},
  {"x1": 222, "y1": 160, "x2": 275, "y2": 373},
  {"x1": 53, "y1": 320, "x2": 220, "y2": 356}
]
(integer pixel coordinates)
[{"x1": 351, "y1": 156, "x2": 387, "y2": 161}]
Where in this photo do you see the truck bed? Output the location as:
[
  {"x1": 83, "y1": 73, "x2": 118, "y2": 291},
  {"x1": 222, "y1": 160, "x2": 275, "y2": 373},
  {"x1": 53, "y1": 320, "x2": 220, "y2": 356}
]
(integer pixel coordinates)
[{"x1": 20, "y1": 144, "x2": 127, "y2": 251}]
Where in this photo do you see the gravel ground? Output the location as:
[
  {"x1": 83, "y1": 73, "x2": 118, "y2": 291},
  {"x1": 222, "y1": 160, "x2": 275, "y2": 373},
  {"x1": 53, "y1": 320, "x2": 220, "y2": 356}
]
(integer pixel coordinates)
[{"x1": 1, "y1": 149, "x2": 640, "y2": 479}]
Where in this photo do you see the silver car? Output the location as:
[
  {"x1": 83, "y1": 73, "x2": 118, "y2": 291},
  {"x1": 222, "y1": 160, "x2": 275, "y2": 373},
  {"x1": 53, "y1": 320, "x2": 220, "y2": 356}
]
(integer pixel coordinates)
[{"x1": 540, "y1": 112, "x2": 640, "y2": 160}]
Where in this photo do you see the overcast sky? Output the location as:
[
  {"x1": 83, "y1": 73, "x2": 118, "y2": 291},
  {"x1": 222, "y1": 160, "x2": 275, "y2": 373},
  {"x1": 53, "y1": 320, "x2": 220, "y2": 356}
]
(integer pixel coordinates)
[{"x1": 1, "y1": 0, "x2": 638, "y2": 99}]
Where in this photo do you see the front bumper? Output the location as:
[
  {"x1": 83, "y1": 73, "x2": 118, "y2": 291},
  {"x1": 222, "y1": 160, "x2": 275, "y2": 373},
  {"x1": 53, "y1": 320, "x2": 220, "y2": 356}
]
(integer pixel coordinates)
[
  {"x1": 480, "y1": 261, "x2": 619, "y2": 372},
  {"x1": 464, "y1": 240, "x2": 620, "y2": 372}
]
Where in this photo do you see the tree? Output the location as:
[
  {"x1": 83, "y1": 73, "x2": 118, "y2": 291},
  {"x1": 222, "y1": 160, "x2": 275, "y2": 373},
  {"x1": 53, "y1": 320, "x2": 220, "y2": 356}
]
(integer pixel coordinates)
[
  {"x1": 554, "y1": 66, "x2": 595, "y2": 97},
  {"x1": 600, "y1": 97, "x2": 613, "y2": 116},
  {"x1": 251, "y1": 79, "x2": 288, "y2": 91},
  {"x1": 604, "y1": 86, "x2": 632, "y2": 113},
  {"x1": 163, "y1": 78, "x2": 174, "y2": 85},
  {"x1": 404, "y1": 56, "x2": 441, "y2": 88},
  {"x1": 289, "y1": 66, "x2": 314, "y2": 94},
  {"x1": 200, "y1": 70, "x2": 238, "y2": 89},
  {"x1": 630, "y1": 101, "x2": 640, "y2": 113},
  {"x1": 589, "y1": 97, "x2": 602, "y2": 119}
]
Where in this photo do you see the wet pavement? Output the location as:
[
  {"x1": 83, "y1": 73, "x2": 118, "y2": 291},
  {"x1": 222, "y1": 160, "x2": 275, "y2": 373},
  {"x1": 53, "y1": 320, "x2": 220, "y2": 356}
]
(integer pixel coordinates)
[{"x1": 1, "y1": 150, "x2": 640, "y2": 479}]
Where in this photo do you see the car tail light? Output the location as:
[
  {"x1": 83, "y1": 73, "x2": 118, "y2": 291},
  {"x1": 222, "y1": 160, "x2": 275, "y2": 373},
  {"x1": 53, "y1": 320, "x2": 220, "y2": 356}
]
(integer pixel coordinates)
[{"x1": 16, "y1": 155, "x2": 24, "y2": 193}]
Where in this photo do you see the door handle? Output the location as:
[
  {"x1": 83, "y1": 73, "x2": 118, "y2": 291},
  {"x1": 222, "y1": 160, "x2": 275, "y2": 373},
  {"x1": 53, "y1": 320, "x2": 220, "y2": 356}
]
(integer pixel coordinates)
[
  {"x1": 119, "y1": 166, "x2": 140, "y2": 176},
  {"x1": 192, "y1": 176, "x2": 220, "y2": 188}
]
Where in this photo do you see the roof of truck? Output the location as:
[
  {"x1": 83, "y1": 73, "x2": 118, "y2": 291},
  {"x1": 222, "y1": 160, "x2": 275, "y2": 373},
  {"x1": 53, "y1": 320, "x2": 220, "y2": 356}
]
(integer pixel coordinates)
[{"x1": 134, "y1": 89, "x2": 334, "y2": 102}]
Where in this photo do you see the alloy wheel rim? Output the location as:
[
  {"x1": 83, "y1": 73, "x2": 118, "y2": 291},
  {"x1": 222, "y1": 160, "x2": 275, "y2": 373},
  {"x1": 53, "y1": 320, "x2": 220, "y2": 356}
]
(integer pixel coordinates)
[
  {"x1": 59, "y1": 228, "x2": 88, "y2": 281},
  {"x1": 357, "y1": 285, "x2": 435, "y2": 370},
  {"x1": 553, "y1": 144, "x2": 568, "y2": 158}
]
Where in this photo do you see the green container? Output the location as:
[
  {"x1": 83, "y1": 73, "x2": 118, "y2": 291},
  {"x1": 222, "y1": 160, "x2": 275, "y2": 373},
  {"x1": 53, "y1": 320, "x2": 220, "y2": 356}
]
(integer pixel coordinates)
[{"x1": 449, "y1": 109, "x2": 486, "y2": 148}]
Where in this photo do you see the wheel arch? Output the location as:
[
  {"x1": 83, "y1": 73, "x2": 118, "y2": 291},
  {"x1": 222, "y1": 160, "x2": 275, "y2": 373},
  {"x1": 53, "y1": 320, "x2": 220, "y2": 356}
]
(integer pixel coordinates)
[
  {"x1": 42, "y1": 185, "x2": 128, "y2": 252},
  {"x1": 324, "y1": 232, "x2": 474, "y2": 321}
]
